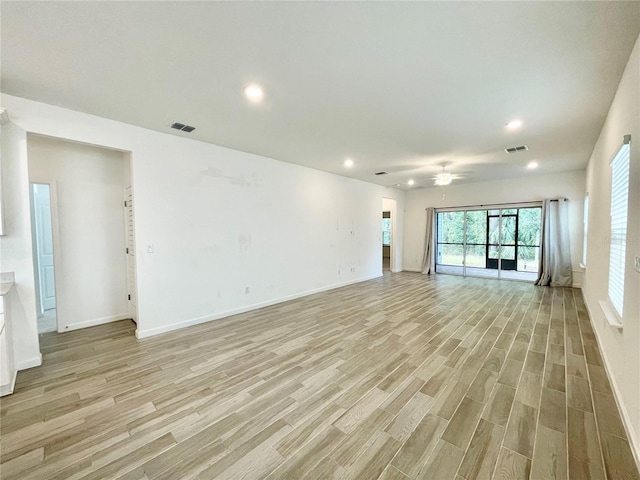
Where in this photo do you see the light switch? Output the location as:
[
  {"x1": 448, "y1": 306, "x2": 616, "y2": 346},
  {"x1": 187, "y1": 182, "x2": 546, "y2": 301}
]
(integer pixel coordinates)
[
  {"x1": 635, "y1": 255, "x2": 640, "y2": 273},
  {"x1": 147, "y1": 244, "x2": 154, "y2": 254}
]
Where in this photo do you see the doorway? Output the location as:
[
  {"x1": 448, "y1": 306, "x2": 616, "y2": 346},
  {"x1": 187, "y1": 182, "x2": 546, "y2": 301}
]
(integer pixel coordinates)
[
  {"x1": 382, "y1": 197, "x2": 397, "y2": 273},
  {"x1": 27, "y1": 134, "x2": 135, "y2": 335},
  {"x1": 30, "y1": 183, "x2": 57, "y2": 333},
  {"x1": 382, "y1": 211, "x2": 391, "y2": 271},
  {"x1": 486, "y1": 211, "x2": 517, "y2": 270}
]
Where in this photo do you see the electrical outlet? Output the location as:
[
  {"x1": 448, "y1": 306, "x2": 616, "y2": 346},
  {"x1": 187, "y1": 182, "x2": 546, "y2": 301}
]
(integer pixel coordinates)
[
  {"x1": 245, "y1": 287, "x2": 250, "y2": 294},
  {"x1": 350, "y1": 267, "x2": 355, "y2": 273},
  {"x1": 147, "y1": 244, "x2": 154, "y2": 253},
  {"x1": 635, "y1": 255, "x2": 640, "y2": 273}
]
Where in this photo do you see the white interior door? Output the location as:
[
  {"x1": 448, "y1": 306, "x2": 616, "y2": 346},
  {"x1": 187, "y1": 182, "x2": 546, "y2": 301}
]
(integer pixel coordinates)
[
  {"x1": 125, "y1": 186, "x2": 137, "y2": 322},
  {"x1": 34, "y1": 184, "x2": 56, "y2": 311}
]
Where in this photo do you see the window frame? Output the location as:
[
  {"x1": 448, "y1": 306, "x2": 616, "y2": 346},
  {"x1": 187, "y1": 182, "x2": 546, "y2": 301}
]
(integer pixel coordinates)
[
  {"x1": 606, "y1": 135, "x2": 631, "y2": 322},
  {"x1": 434, "y1": 203, "x2": 542, "y2": 279}
]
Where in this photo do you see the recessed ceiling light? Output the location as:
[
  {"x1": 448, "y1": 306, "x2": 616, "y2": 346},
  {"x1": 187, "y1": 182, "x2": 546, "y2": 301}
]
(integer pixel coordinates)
[
  {"x1": 243, "y1": 84, "x2": 264, "y2": 102},
  {"x1": 527, "y1": 161, "x2": 538, "y2": 169},
  {"x1": 506, "y1": 119, "x2": 523, "y2": 129},
  {"x1": 344, "y1": 158, "x2": 354, "y2": 168},
  {"x1": 407, "y1": 179, "x2": 415, "y2": 186}
]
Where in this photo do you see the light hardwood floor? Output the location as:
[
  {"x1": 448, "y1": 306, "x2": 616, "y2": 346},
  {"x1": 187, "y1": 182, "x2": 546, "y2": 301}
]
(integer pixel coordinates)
[{"x1": 1, "y1": 272, "x2": 638, "y2": 480}]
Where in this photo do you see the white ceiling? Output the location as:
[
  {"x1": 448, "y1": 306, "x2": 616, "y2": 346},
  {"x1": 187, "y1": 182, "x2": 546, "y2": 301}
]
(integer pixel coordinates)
[{"x1": 2, "y1": 2, "x2": 639, "y2": 189}]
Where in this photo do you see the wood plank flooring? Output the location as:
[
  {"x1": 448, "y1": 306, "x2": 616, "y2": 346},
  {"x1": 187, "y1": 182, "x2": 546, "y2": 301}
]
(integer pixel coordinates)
[{"x1": 1, "y1": 272, "x2": 638, "y2": 479}]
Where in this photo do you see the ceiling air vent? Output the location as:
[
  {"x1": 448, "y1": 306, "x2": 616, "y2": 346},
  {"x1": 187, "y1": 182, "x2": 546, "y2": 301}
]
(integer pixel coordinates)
[
  {"x1": 171, "y1": 122, "x2": 196, "y2": 133},
  {"x1": 505, "y1": 145, "x2": 528, "y2": 154},
  {"x1": 374, "y1": 171, "x2": 388, "y2": 176}
]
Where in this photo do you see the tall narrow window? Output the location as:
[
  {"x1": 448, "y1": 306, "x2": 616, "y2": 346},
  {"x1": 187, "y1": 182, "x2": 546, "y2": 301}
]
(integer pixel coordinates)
[{"x1": 608, "y1": 135, "x2": 631, "y2": 319}]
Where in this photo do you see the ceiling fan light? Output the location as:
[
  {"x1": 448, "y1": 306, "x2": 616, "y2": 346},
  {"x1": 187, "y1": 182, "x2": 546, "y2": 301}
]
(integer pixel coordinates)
[{"x1": 434, "y1": 173, "x2": 453, "y2": 186}]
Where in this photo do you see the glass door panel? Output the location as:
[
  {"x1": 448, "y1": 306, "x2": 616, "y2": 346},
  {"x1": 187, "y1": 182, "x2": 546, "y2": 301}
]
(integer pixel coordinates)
[
  {"x1": 517, "y1": 207, "x2": 541, "y2": 273},
  {"x1": 439, "y1": 244, "x2": 463, "y2": 266},
  {"x1": 465, "y1": 245, "x2": 487, "y2": 267},
  {"x1": 518, "y1": 246, "x2": 539, "y2": 272},
  {"x1": 464, "y1": 210, "x2": 487, "y2": 276},
  {"x1": 500, "y1": 215, "x2": 517, "y2": 270},
  {"x1": 436, "y1": 211, "x2": 464, "y2": 274},
  {"x1": 437, "y1": 211, "x2": 464, "y2": 244},
  {"x1": 486, "y1": 213, "x2": 517, "y2": 271},
  {"x1": 486, "y1": 216, "x2": 500, "y2": 270},
  {"x1": 500, "y1": 216, "x2": 516, "y2": 245}
]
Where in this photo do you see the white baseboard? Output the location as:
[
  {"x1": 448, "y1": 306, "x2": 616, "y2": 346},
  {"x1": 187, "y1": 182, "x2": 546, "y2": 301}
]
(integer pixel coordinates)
[
  {"x1": 61, "y1": 313, "x2": 129, "y2": 333},
  {"x1": 135, "y1": 273, "x2": 382, "y2": 339},
  {"x1": 582, "y1": 292, "x2": 640, "y2": 470},
  {"x1": 0, "y1": 369, "x2": 17, "y2": 396},
  {"x1": 16, "y1": 354, "x2": 42, "y2": 371}
]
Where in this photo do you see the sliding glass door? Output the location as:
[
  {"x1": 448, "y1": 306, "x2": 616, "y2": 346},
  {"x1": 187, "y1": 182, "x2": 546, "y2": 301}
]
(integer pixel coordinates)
[
  {"x1": 436, "y1": 205, "x2": 541, "y2": 281},
  {"x1": 487, "y1": 209, "x2": 516, "y2": 271}
]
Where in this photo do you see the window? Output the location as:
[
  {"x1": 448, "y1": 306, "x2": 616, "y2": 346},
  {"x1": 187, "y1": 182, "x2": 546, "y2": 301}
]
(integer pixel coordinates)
[
  {"x1": 608, "y1": 135, "x2": 631, "y2": 319},
  {"x1": 582, "y1": 194, "x2": 589, "y2": 266},
  {"x1": 435, "y1": 204, "x2": 541, "y2": 281},
  {"x1": 382, "y1": 212, "x2": 391, "y2": 246}
]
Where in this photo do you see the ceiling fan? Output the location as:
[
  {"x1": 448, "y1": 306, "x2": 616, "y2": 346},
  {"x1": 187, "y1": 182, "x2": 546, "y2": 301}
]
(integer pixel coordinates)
[{"x1": 431, "y1": 164, "x2": 473, "y2": 186}]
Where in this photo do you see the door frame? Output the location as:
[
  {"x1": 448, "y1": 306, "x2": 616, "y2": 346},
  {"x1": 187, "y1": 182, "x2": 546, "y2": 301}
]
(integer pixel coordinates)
[
  {"x1": 31, "y1": 183, "x2": 56, "y2": 312},
  {"x1": 123, "y1": 186, "x2": 138, "y2": 323},
  {"x1": 486, "y1": 212, "x2": 518, "y2": 271},
  {"x1": 29, "y1": 179, "x2": 62, "y2": 332}
]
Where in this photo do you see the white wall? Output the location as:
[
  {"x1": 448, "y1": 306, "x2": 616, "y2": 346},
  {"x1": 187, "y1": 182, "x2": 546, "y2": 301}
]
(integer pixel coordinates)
[
  {"x1": 403, "y1": 170, "x2": 586, "y2": 286},
  {"x1": 0, "y1": 122, "x2": 41, "y2": 370},
  {"x1": 583, "y1": 35, "x2": 640, "y2": 461},
  {"x1": 27, "y1": 135, "x2": 130, "y2": 331},
  {"x1": 1, "y1": 94, "x2": 405, "y2": 343}
]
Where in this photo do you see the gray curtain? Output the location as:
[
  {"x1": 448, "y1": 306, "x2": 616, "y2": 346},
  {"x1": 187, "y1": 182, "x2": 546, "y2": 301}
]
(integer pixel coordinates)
[
  {"x1": 421, "y1": 207, "x2": 435, "y2": 274},
  {"x1": 535, "y1": 199, "x2": 573, "y2": 287}
]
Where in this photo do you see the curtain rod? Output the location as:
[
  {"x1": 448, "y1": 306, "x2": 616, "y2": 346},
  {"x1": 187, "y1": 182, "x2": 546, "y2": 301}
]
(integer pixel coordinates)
[
  {"x1": 428, "y1": 198, "x2": 569, "y2": 211},
  {"x1": 428, "y1": 200, "x2": 542, "y2": 211}
]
